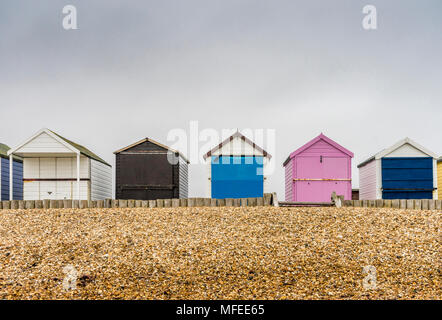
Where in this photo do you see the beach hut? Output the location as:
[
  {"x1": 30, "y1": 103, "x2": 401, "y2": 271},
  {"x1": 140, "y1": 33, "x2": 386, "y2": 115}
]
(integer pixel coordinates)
[
  {"x1": 438, "y1": 157, "x2": 442, "y2": 200},
  {"x1": 0, "y1": 143, "x2": 23, "y2": 201},
  {"x1": 7, "y1": 128, "x2": 112, "y2": 201},
  {"x1": 203, "y1": 131, "x2": 271, "y2": 199},
  {"x1": 114, "y1": 138, "x2": 189, "y2": 200},
  {"x1": 358, "y1": 138, "x2": 438, "y2": 200},
  {"x1": 283, "y1": 133, "x2": 353, "y2": 202}
]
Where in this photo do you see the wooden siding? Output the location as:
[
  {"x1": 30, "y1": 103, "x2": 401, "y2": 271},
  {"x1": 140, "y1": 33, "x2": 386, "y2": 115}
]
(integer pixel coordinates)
[
  {"x1": 288, "y1": 135, "x2": 353, "y2": 202},
  {"x1": 437, "y1": 161, "x2": 441, "y2": 200},
  {"x1": 115, "y1": 139, "x2": 185, "y2": 200},
  {"x1": 23, "y1": 156, "x2": 90, "y2": 200},
  {"x1": 178, "y1": 157, "x2": 188, "y2": 199},
  {"x1": 383, "y1": 143, "x2": 430, "y2": 158},
  {"x1": 295, "y1": 139, "x2": 348, "y2": 157},
  {"x1": 359, "y1": 159, "x2": 377, "y2": 200},
  {"x1": 384, "y1": 142, "x2": 437, "y2": 200},
  {"x1": 210, "y1": 135, "x2": 266, "y2": 157},
  {"x1": 1, "y1": 158, "x2": 23, "y2": 201},
  {"x1": 91, "y1": 159, "x2": 112, "y2": 201},
  {"x1": 205, "y1": 158, "x2": 211, "y2": 197},
  {"x1": 207, "y1": 135, "x2": 268, "y2": 197},
  {"x1": 15, "y1": 131, "x2": 73, "y2": 154},
  {"x1": 284, "y1": 158, "x2": 293, "y2": 201}
]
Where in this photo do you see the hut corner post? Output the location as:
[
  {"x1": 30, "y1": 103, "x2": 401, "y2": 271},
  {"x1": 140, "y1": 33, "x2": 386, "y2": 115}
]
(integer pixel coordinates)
[
  {"x1": 9, "y1": 154, "x2": 13, "y2": 200},
  {"x1": 77, "y1": 153, "x2": 80, "y2": 201}
]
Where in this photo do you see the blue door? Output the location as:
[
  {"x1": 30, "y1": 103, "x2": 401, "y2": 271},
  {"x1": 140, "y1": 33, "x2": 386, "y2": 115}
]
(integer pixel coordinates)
[
  {"x1": 382, "y1": 157, "x2": 433, "y2": 199},
  {"x1": 211, "y1": 156, "x2": 264, "y2": 199}
]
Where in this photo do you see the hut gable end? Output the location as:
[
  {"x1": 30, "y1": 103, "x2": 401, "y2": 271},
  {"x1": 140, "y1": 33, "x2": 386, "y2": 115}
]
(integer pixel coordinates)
[
  {"x1": 123, "y1": 140, "x2": 168, "y2": 153},
  {"x1": 290, "y1": 134, "x2": 354, "y2": 159},
  {"x1": 297, "y1": 139, "x2": 347, "y2": 157},
  {"x1": 383, "y1": 143, "x2": 430, "y2": 158},
  {"x1": 15, "y1": 131, "x2": 74, "y2": 154}
]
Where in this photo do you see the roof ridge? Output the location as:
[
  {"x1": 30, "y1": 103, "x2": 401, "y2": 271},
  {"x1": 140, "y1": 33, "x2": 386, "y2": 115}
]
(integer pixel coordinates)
[
  {"x1": 48, "y1": 129, "x2": 111, "y2": 167},
  {"x1": 203, "y1": 131, "x2": 271, "y2": 160}
]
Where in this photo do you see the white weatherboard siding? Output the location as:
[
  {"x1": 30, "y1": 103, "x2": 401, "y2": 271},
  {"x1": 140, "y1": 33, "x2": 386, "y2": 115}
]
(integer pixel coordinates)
[
  {"x1": 15, "y1": 131, "x2": 73, "y2": 154},
  {"x1": 178, "y1": 157, "x2": 188, "y2": 199},
  {"x1": 383, "y1": 143, "x2": 429, "y2": 158},
  {"x1": 210, "y1": 136, "x2": 265, "y2": 157},
  {"x1": 9, "y1": 129, "x2": 112, "y2": 201},
  {"x1": 263, "y1": 158, "x2": 270, "y2": 194},
  {"x1": 90, "y1": 159, "x2": 112, "y2": 201},
  {"x1": 359, "y1": 159, "x2": 377, "y2": 200},
  {"x1": 23, "y1": 156, "x2": 90, "y2": 200},
  {"x1": 284, "y1": 159, "x2": 293, "y2": 201},
  {"x1": 205, "y1": 158, "x2": 211, "y2": 198}
]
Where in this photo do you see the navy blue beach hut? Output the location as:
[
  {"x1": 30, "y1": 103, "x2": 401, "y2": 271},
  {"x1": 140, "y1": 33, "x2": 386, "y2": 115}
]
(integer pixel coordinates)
[
  {"x1": 0, "y1": 143, "x2": 23, "y2": 201},
  {"x1": 203, "y1": 132, "x2": 272, "y2": 199},
  {"x1": 358, "y1": 138, "x2": 438, "y2": 200}
]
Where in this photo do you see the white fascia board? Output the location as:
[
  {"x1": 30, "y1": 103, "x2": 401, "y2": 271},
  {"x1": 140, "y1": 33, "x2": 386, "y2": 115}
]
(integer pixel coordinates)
[
  {"x1": 376, "y1": 137, "x2": 438, "y2": 160},
  {"x1": 7, "y1": 128, "x2": 80, "y2": 156}
]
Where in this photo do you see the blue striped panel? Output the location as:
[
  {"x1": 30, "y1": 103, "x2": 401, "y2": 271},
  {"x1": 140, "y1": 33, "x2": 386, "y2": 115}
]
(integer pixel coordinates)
[
  {"x1": 0, "y1": 158, "x2": 23, "y2": 201},
  {"x1": 382, "y1": 157, "x2": 433, "y2": 199}
]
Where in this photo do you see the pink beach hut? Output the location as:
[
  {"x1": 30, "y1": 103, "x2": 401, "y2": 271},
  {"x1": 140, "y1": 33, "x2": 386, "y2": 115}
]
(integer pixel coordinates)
[{"x1": 283, "y1": 134, "x2": 354, "y2": 202}]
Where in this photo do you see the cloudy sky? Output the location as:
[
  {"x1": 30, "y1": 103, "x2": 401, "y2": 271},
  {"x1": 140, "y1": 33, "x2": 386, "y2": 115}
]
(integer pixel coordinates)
[{"x1": 1, "y1": 0, "x2": 441, "y2": 197}]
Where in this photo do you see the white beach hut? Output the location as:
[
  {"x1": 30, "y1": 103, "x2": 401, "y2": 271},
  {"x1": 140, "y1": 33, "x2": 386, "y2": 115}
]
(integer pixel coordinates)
[{"x1": 7, "y1": 128, "x2": 112, "y2": 201}]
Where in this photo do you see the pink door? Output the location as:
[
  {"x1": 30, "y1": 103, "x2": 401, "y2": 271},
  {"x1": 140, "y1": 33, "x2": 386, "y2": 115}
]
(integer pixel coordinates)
[
  {"x1": 295, "y1": 157, "x2": 322, "y2": 202},
  {"x1": 294, "y1": 156, "x2": 349, "y2": 202},
  {"x1": 295, "y1": 181, "x2": 322, "y2": 202}
]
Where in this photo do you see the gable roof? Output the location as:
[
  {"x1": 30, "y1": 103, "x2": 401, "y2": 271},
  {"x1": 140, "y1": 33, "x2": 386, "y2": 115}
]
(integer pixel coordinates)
[
  {"x1": 0, "y1": 143, "x2": 10, "y2": 159},
  {"x1": 0, "y1": 143, "x2": 23, "y2": 162},
  {"x1": 203, "y1": 131, "x2": 272, "y2": 160},
  {"x1": 114, "y1": 137, "x2": 189, "y2": 163},
  {"x1": 49, "y1": 130, "x2": 111, "y2": 166},
  {"x1": 357, "y1": 137, "x2": 438, "y2": 168},
  {"x1": 8, "y1": 128, "x2": 111, "y2": 167},
  {"x1": 283, "y1": 133, "x2": 353, "y2": 167}
]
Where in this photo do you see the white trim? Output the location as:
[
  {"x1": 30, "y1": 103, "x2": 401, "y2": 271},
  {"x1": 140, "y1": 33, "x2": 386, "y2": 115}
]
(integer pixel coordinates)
[
  {"x1": 77, "y1": 153, "x2": 81, "y2": 201},
  {"x1": 7, "y1": 128, "x2": 80, "y2": 156},
  {"x1": 375, "y1": 159, "x2": 382, "y2": 199},
  {"x1": 9, "y1": 155, "x2": 13, "y2": 200},
  {"x1": 433, "y1": 159, "x2": 438, "y2": 200},
  {"x1": 375, "y1": 137, "x2": 438, "y2": 160}
]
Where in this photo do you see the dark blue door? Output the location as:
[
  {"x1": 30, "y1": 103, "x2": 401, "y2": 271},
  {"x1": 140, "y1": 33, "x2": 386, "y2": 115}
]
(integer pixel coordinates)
[
  {"x1": 382, "y1": 157, "x2": 433, "y2": 199},
  {"x1": 211, "y1": 156, "x2": 264, "y2": 199}
]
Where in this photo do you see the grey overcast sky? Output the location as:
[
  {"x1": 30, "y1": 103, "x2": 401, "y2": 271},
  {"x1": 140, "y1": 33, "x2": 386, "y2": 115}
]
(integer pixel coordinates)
[{"x1": 0, "y1": 0, "x2": 441, "y2": 197}]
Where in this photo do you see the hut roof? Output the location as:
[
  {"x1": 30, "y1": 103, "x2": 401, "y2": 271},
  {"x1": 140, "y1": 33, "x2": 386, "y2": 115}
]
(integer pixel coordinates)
[
  {"x1": 0, "y1": 143, "x2": 10, "y2": 159},
  {"x1": 283, "y1": 133, "x2": 353, "y2": 167},
  {"x1": 357, "y1": 137, "x2": 438, "y2": 168},
  {"x1": 0, "y1": 143, "x2": 23, "y2": 162},
  {"x1": 8, "y1": 128, "x2": 110, "y2": 167},
  {"x1": 114, "y1": 137, "x2": 189, "y2": 163},
  {"x1": 203, "y1": 131, "x2": 272, "y2": 160}
]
